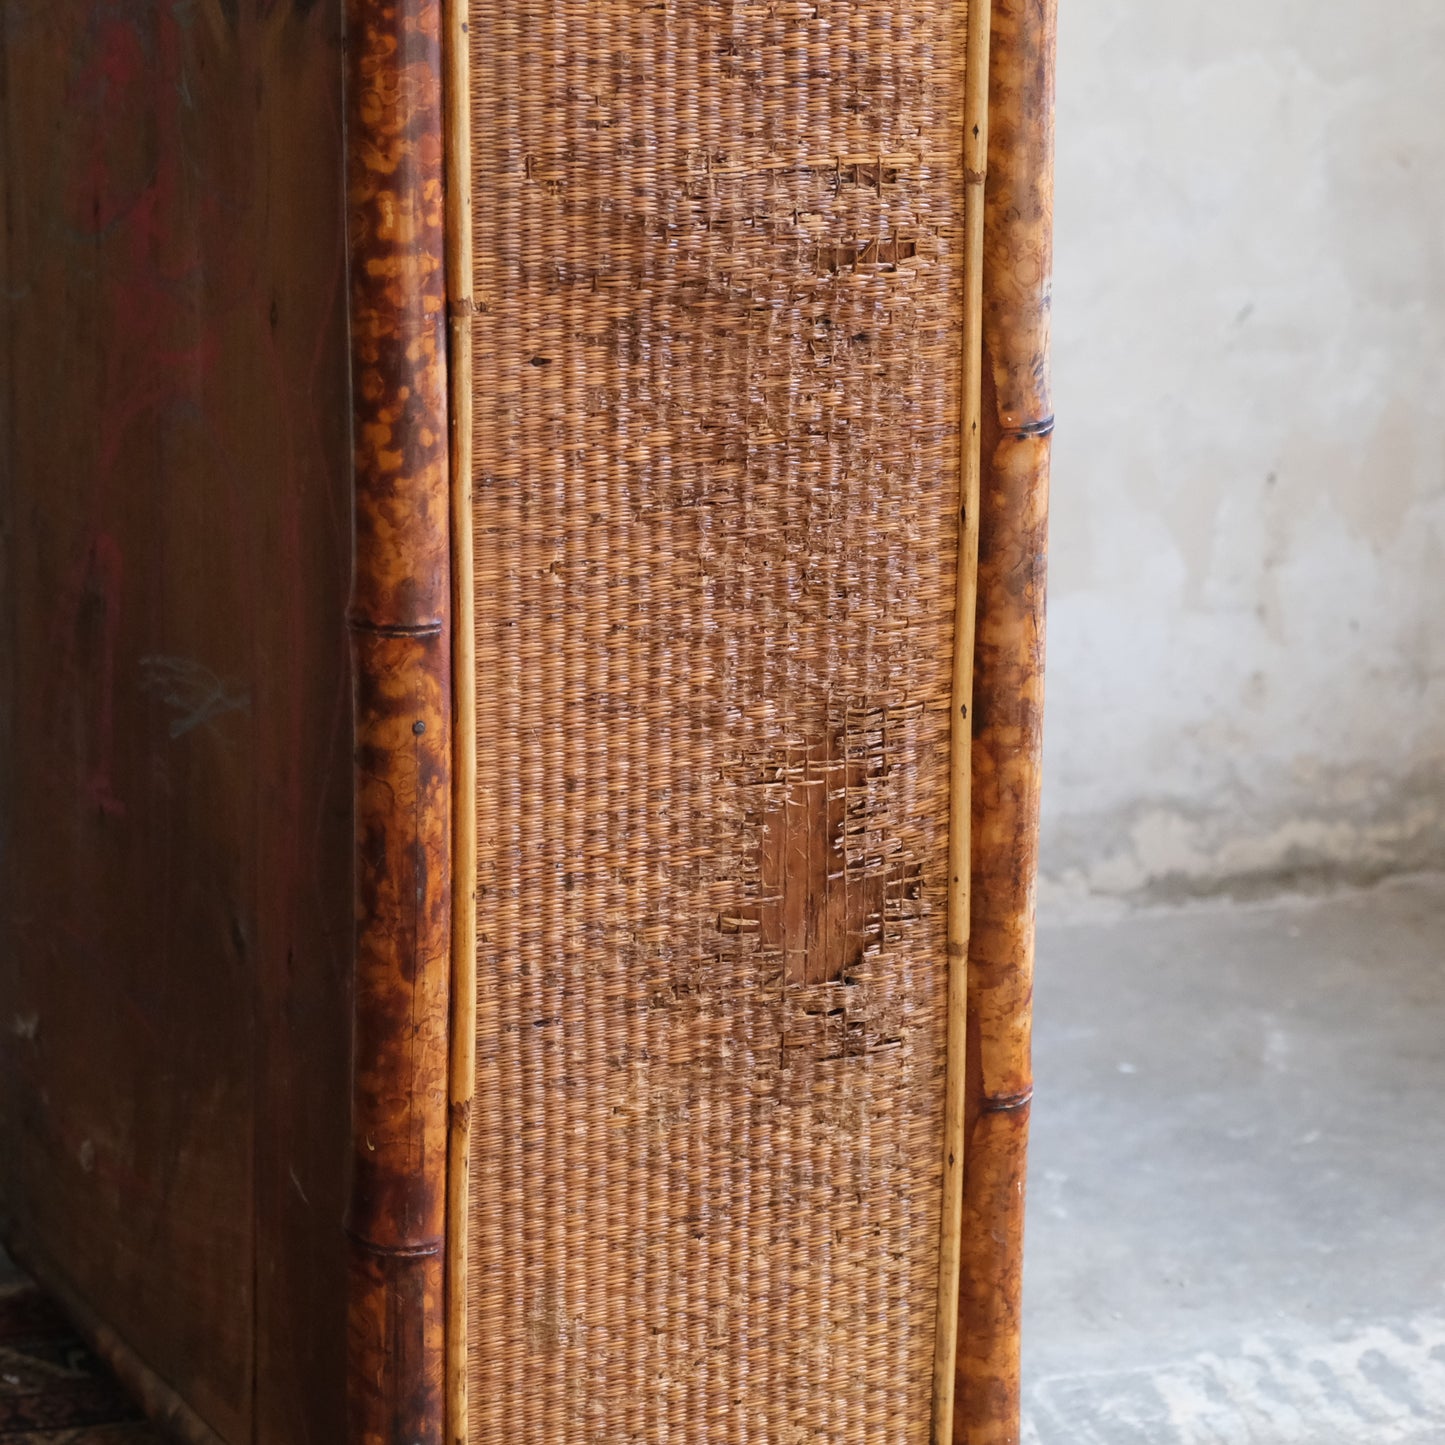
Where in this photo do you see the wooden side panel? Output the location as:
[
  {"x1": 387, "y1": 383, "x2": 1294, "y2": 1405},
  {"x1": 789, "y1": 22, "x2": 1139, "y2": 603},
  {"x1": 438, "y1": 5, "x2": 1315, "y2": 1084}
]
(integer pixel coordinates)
[{"x1": 0, "y1": 4, "x2": 353, "y2": 1442}]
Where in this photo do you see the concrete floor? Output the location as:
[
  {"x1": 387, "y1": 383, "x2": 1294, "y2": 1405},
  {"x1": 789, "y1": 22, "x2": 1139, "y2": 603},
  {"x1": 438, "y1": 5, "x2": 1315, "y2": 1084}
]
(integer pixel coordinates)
[{"x1": 1023, "y1": 872, "x2": 1445, "y2": 1444}]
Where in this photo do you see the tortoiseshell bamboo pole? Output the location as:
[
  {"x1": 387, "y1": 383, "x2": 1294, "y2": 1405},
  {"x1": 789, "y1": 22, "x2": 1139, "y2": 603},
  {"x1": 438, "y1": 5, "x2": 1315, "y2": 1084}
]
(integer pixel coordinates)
[
  {"x1": 932, "y1": 0, "x2": 993, "y2": 1439},
  {"x1": 344, "y1": 2, "x2": 452, "y2": 1442},
  {"x1": 954, "y1": 1, "x2": 1055, "y2": 1441},
  {"x1": 443, "y1": 0, "x2": 476, "y2": 1439}
]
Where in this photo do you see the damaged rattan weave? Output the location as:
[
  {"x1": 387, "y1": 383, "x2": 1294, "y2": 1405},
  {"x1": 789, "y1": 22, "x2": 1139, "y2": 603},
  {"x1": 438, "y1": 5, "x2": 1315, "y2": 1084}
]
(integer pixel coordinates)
[{"x1": 465, "y1": 3, "x2": 968, "y2": 1439}]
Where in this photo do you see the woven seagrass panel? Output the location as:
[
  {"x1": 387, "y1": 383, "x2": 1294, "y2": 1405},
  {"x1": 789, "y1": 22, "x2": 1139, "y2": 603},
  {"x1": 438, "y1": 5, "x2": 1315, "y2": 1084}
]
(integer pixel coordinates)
[{"x1": 468, "y1": 3, "x2": 966, "y2": 1439}]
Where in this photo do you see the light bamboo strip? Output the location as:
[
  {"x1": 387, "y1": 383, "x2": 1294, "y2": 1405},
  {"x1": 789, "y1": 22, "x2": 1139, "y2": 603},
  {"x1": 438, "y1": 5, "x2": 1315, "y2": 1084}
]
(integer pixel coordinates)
[
  {"x1": 443, "y1": 0, "x2": 477, "y2": 1439},
  {"x1": 931, "y1": 1, "x2": 993, "y2": 1440}
]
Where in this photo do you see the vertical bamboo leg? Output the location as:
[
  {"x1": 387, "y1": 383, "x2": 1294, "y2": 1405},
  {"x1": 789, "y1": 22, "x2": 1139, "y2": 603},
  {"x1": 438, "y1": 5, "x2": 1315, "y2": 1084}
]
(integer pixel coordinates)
[
  {"x1": 344, "y1": 3, "x2": 453, "y2": 1442},
  {"x1": 954, "y1": 1, "x2": 1056, "y2": 1441}
]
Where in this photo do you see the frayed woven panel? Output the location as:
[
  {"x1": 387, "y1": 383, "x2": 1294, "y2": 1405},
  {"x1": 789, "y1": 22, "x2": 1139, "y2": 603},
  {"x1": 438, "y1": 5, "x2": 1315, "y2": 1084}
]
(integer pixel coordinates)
[{"x1": 467, "y1": 3, "x2": 967, "y2": 1439}]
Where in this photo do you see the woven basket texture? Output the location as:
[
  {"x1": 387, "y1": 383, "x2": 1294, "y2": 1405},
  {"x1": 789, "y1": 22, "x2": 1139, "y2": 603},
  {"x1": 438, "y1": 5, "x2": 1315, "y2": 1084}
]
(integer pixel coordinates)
[{"x1": 467, "y1": 3, "x2": 967, "y2": 1438}]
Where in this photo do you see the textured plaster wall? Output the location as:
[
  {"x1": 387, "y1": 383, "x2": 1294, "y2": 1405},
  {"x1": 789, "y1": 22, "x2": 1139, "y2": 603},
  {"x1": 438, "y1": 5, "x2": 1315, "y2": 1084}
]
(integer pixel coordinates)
[{"x1": 1041, "y1": 0, "x2": 1445, "y2": 904}]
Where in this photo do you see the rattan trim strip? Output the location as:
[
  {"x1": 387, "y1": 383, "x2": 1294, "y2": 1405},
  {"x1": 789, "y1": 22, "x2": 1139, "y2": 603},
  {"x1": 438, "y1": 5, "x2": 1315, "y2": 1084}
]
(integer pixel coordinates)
[
  {"x1": 930, "y1": 0, "x2": 993, "y2": 1438},
  {"x1": 443, "y1": 0, "x2": 477, "y2": 1438}
]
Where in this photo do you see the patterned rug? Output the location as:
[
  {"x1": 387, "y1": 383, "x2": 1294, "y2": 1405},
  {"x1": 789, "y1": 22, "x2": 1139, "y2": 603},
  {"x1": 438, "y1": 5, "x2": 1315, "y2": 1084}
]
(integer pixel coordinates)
[{"x1": 0, "y1": 1256, "x2": 159, "y2": 1443}]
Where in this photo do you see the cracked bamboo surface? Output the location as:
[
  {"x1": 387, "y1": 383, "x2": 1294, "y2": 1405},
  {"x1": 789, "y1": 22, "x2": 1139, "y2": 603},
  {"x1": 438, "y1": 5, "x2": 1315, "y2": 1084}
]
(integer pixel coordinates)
[
  {"x1": 345, "y1": 1, "x2": 453, "y2": 1443},
  {"x1": 0, "y1": 4, "x2": 354, "y2": 1441},
  {"x1": 955, "y1": 1, "x2": 1055, "y2": 1440},
  {"x1": 464, "y1": 1, "x2": 970, "y2": 1438}
]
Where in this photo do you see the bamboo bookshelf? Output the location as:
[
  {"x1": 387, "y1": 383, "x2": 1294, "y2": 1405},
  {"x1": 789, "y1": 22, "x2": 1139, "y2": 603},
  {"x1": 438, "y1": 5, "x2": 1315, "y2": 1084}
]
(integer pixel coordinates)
[{"x1": 0, "y1": 2, "x2": 1054, "y2": 1441}]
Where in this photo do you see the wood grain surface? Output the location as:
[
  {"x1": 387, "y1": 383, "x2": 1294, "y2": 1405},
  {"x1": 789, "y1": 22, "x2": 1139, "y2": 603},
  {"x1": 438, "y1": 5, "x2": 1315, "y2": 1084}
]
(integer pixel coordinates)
[{"x1": 0, "y1": 3, "x2": 353, "y2": 1440}]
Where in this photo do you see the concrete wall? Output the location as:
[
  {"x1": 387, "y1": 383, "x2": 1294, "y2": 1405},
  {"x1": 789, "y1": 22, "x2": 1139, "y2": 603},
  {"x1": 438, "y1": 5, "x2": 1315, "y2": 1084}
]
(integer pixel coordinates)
[{"x1": 1040, "y1": 0, "x2": 1445, "y2": 905}]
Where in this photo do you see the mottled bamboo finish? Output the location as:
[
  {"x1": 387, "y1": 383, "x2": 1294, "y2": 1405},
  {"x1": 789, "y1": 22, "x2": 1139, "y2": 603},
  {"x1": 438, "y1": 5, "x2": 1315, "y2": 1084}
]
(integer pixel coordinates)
[
  {"x1": 955, "y1": 0, "x2": 1055, "y2": 1440},
  {"x1": 344, "y1": 2, "x2": 453, "y2": 1443}
]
